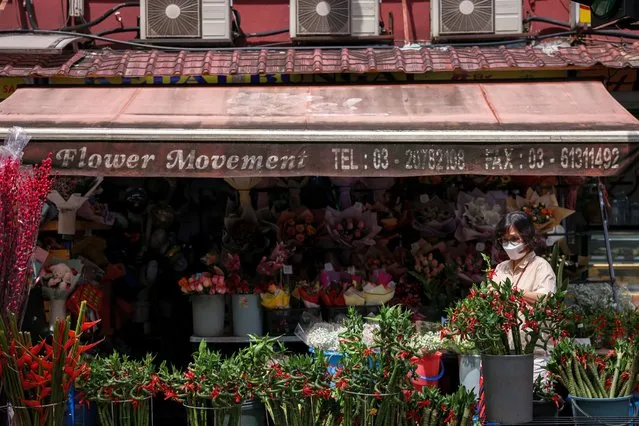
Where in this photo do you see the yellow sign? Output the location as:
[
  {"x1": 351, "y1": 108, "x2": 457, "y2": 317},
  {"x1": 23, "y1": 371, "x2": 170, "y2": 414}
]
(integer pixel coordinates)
[{"x1": 0, "y1": 78, "x2": 28, "y2": 99}]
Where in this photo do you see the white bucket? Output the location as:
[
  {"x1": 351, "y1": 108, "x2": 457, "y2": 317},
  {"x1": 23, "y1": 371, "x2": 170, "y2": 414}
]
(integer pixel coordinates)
[
  {"x1": 459, "y1": 354, "x2": 481, "y2": 399},
  {"x1": 191, "y1": 294, "x2": 225, "y2": 337}
]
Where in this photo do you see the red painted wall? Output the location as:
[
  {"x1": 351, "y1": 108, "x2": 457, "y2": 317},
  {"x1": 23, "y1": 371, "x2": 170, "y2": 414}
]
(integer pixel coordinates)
[{"x1": 0, "y1": 0, "x2": 575, "y2": 45}]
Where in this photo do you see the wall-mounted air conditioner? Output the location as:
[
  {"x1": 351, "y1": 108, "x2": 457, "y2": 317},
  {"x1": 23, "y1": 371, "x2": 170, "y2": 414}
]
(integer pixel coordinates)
[
  {"x1": 290, "y1": 0, "x2": 380, "y2": 37},
  {"x1": 140, "y1": 0, "x2": 232, "y2": 42},
  {"x1": 431, "y1": 0, "x2": 523, "y2": 37}
]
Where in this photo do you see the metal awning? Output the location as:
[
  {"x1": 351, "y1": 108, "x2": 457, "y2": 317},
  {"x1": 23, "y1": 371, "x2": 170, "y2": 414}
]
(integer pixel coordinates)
[{"x1": 1, "y1": 81, "x2": 638, "y2": 177}]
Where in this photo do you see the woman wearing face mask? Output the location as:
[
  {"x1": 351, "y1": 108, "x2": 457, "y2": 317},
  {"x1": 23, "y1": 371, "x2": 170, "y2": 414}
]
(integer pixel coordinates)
[{"x1": 492, "y1": 211, "x2": 556, "y2": 378}]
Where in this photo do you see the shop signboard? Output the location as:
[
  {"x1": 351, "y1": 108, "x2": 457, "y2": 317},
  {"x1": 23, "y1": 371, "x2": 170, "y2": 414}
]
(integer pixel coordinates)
[{"x1": 22, "y1": 141, "x2": 638, "y2": 177}]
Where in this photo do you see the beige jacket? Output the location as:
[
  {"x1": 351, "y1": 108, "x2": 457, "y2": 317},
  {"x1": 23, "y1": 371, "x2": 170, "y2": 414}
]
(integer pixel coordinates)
[{"x1": 492, "y1": 251, "x2": 557, "y2": 356}]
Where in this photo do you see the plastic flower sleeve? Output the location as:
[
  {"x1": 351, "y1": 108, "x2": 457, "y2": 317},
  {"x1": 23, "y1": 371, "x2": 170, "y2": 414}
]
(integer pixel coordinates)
[{"x1": 0, "y1": 126, "x2": 30, "y2": 160}]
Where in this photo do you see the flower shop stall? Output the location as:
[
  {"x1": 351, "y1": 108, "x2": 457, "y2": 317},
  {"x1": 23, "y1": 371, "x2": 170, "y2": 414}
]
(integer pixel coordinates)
[{"x1": 1, "y1": 81, "x2": 639, "y2": 425}]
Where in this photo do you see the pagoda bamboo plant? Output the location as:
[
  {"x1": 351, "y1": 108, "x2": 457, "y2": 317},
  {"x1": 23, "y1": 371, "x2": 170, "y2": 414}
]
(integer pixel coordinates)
[
  {"x1": 159, "y1": 340, "x2": 256, "y2": 426},
  {"x1": 0, "y1": 301, "x2": 100, "y2": 426},
  {"x1": 546, "y1": 338, "x2": 639, "y2": 399},
  {"x1": 76, "y1": 352, "x2": 159, "y2": 426},
  {"x1": 336, "y1": 306, "x2": 416, "y2": 426},
  {"x1": 248, "y1": 337, "x2": 339, "y2": 426},
  {"x1": 404, "y1": 386, "x2": 477, "y2": 426}
]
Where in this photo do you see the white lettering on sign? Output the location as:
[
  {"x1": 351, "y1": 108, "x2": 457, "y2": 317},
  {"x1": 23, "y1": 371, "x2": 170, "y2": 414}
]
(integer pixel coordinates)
[{"x1": 55, "y1": 147, "x2": 156, "y2": 170}]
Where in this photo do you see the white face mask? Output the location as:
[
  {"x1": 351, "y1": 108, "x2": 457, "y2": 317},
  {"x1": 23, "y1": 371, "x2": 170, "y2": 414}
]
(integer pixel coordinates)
[{"x1": 502, "y1": 242, "x2": 527, "y2": 260}]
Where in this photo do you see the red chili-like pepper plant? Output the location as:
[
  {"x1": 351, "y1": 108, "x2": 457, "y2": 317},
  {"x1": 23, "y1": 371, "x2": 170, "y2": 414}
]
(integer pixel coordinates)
[{"x1": 0, "y1": 301, "x2": 100, "y2": 426}]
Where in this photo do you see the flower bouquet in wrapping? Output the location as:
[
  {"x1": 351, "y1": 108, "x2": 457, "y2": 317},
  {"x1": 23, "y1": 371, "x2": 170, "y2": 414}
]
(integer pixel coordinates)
[
  {"x1": 258, "y1": 243, "x2": 292, "y2": 309},
  {"x1": 277, "y1": 208, "x2": 319, "y2": 251},
  {"x1": 159, "y1": 340, "x2": 256, "y2": 426},
  {"x1": 409, "y1": 252, "x2": 461, "y2": 320},
  {"x1": 222, "y1": 202, "x2": 274, "y2": 263},
  {"x1": 319, "y1": 270, "x2": 357, "y2": 307},
  {"x1": 454, "y1": 190, "x2": 506, "y2": 242},
  {"x1": 403, "y1": 385, "x2": 476, "y2": 426},
  {"x1": 361, "y1": 244, "x2": 406, "y2": 281},
  {"x1": 325, "y1": 202, "x2": 381, "y2": 249},
  {"x1": 178, "y1": 268, "x2": 228, "y2": 295},
  {"x1": 547, "y1": 339, "x2": 639, "y2": 399},
  {"x1": 40, "y1": 258, "x2": 84, "y2": 300},
  {"x1": 507, "y1": 188, "x2": 574, "y2": 234},
  {"x1": 295, "y1": 280, "x2": 321, "y2": 308},
  {"x1": 0, "y1": 301, "x2": 100, "y2": 426},
  {"x1": 450, "y1": 247, "x2": 484, "y2": 284},
  {"x1": 363, "y1": 269, "x2": 396, "y2": 306},
  {"x1": 412, "y1": 196, "x2": 456, "y2": 238},
  {"x1": 76, "y1": 353, "x2": 159, "y2": 426}
]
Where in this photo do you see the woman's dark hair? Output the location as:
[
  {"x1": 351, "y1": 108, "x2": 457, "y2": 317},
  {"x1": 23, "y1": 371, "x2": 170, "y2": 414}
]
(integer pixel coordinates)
[{"x1": 496, "y1": 211, "x2": 545, "y2": 253}]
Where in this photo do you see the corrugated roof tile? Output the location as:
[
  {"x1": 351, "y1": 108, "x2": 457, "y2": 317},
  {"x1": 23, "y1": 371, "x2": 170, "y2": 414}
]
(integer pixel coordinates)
[{"x1": 1, "y1": 43, "x2": 639, "y2": 78}]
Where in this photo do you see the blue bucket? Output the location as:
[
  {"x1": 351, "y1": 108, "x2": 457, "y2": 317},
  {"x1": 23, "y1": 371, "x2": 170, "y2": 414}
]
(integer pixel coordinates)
[
  {"x1": 570, "y1": 395, "x2": 636, "y2": 424},
  {"x1": 309, "y1": 347, "x2": 344, "y2": 376}
]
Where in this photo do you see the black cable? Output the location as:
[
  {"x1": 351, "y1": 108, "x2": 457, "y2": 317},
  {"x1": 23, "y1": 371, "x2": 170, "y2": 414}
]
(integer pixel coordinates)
[
  {"x1": 96, "y1": 27, "x2": 139, "y2": 37},
  {"x1": 243, "y1": 28, "x2": 289, "y2": 38},
  {"x1": 0, "y1": 28, "x2": 400, "y2": 51},
  {"x1": 438, "y1": 31, "x2": 576, "y2": 48},
  {"x1": 523, "y1": 16, "x2": 571, "y2": 28},
  {"x1": 25, "y1": 0, "x2": 39, "y2": 29},
  {"x1": 60, "y1": 2, "x2": 139, "y2": 31},
  {"x1": 588, "y1": 29, "x2": 639, "y2": 40}
]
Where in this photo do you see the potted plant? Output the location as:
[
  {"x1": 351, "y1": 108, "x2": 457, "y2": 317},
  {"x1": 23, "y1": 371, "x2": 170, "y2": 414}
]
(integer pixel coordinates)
[
  {"x1": 532, "y1": 375, "x2": 563, "y2": 419},
  {"x1": 160, "y1": 340, "x2": 257, "y2": 426},
  {"x1": 76, "y1": 352, "x2": 159, "y2": 426},
  {"x1": 546, "y1": 338, "x2": 638, "y2": 419},
  {"x1": 226, "y1": 253, "x2": 265, "y2": 337},
  {"x1": 0, "y1": 301, "x2": 99, "y2": 426},
  {"x1": 249, "y1": 337, "x2": 338, "y2": 426},
  {"x1": 178, "y1": 262, "x2": 229, "y2": 337},
  {"x1": 407, "y1": 331, "x2": 446, "y2": 391},
  {"x1": 405, "y1": 385, "x2": 476, "y2": 426},
  {"x1": 336, "y1": 306, "x2": 416, "y2": 426},
  {"x1": 442, "y1": 255, "x2": 566, "y2": 424}
]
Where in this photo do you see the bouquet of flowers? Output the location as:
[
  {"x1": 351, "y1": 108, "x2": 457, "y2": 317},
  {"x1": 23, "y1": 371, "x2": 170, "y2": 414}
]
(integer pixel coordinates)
[
  {"x1": 319, "y1": 270, "x2": 362, "y2": 307},
  {"x1": 258, "y1": 243, "x2": 292, "y2": 309},
  {"x1": 454, "y1": 190, "x2": 506, "y2": 242},
  {"x1": 40, "y1": 259, "x2": 83, "y2": 300},
  {"x1": 296, "y1": 280, "x2": 321, "y2": 308},
  {"x1": 507, "y1": 188, "x2": 574, "y2": 234},
  {"x1": 278, "y1": 208, "x2": 318, "y2": 249},
  {"x1": 412, "y1": 196, "x2": 456, "y2": 238},
  {"x1": 547, "y1": 339, "x2": 638, "y2": 398},
  {"x1": 0, "y1": 301, "x2": 99, "y2": 426},
  {"x1": 178, "y1": 269, "x2": 228, "y2": 295},
  {"x1": 451, "y1": 248, "x2": 484, "y2": 284},
  {"x1": 362, "y1": 269, "x2": 396, "y2": 306},
  {"x1": 325, "y1": 203, "x2": 381, "y2": 249},
  {"x1": 77, "y1": 353, "x2": 159, "y2": 426},
  {"x1": 409, "y1": 252, "x2": 461, "y2": 319},
  {"x1": 407, "y1": 331, "x2": 445, "y2": 357},
  {"x1": 442, "y1": 255, "x2": 567, "y2": 355}
]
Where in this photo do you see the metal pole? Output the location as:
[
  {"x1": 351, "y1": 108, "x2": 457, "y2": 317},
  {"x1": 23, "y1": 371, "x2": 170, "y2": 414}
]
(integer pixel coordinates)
[{"x1": 597, "y1": 177, "x2": 620, "y2": 310}]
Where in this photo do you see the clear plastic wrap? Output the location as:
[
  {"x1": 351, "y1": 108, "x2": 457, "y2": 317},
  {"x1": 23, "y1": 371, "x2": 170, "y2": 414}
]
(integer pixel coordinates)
[{"x1": 0, "y1": 126, "x2": 30, "y2": 160}]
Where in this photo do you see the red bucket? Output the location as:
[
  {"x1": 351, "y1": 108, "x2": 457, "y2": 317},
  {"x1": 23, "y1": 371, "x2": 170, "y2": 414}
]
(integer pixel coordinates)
[{"x1": 410, "y1": 351, "x2": 444, "y2": 392}]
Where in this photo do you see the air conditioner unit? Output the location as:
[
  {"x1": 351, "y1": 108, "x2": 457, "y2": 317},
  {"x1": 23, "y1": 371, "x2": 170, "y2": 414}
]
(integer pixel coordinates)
[
  {"x1": 290, "y1": 0, "x2": 380, "y2": 37},
  {"x1": 431, "y1": 0, "x2": 523, "y2": 37},
  {"x1": 140, "y1": 0, "x2": 232, "y2": 42}
]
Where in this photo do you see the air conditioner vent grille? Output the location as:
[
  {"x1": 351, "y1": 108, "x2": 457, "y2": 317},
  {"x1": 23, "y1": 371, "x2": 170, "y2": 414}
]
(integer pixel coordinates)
[
  {"x1": 296, "y1": 0, "x2": 350, "y2": 35},
  {"x1": 146, "y1": 0, "x2": 201, "y2": 38},
  {"x1": 440, "y1": 0, "x2": 494, "y2": 34}
]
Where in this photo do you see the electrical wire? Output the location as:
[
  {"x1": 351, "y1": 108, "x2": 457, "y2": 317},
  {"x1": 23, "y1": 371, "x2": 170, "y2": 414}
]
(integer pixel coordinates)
[
  {"x1": 60, "y1": 2, "x2": 139, "y2": 31},
  {"x1": 96, "y1": 27, "x2": 139, "y2": 37},
  {"x1": 523, "y1": 16, "x2": 571, "y2": 28},
  {"x1": 589, "y1": 29, "x2": 639, "y2": 40},
  {"x1": 24, "y1": 0, "x2": 39, "y2": 29},
  {"x1": 243, "y1": 28, "x2": 289, "y2": 38}
]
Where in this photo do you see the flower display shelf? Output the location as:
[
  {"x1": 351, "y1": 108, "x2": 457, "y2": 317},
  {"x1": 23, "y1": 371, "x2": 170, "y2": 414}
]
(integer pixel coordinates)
[{"x1": 189, "y1": 336, "x2": 301, "y2": 343}]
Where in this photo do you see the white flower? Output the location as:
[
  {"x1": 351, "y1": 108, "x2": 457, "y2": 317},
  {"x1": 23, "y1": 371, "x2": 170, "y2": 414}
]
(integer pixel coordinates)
[{"x1": 408, "y1": 332, "x2": 444, "y2": 354}]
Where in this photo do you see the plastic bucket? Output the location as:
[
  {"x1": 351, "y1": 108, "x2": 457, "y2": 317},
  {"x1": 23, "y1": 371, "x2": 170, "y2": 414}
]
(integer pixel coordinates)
[
  {"x1": 459, "y1": 354, "x2": 481, "y2": 399},
  {"x1": 533, "y1": 400, "x2": 559, "y2": 419},
  {"x1": 308, "y1": 348, "x2": 343, "y2": 376},
  {"x1": 570, "y1": 395, "x2": 635, "y2": 425},
  {"x1": 240, "y1": 400, "x2": 266, "y2": 426},
  {"x1": 191, "y1": 294, "x2": 225, "y2": 337},
  {"x1": 482, "y1": 353, "x2": 534, "y2": 425},
  {"x1": 232, "y1": 294, "x2": 264, "y2": 337},
  {"x1": 411, "y1": 351, "x2": 444, "y2": 392}
]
